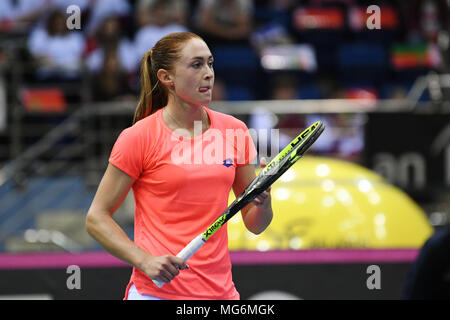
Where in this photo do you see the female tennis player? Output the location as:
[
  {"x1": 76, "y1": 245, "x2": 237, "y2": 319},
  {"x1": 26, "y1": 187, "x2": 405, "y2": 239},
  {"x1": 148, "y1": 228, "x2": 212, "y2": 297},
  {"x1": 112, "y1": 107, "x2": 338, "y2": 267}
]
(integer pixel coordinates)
[{"x1": 85, "y1": 32, "x2": 273, "y2": 300}]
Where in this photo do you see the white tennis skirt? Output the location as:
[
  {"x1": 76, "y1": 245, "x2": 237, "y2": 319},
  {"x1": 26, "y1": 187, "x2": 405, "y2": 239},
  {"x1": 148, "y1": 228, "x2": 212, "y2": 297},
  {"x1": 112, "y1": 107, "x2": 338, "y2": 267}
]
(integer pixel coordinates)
[{"x1": 127, "y1": 283, "x2": 165, "y2": 300}]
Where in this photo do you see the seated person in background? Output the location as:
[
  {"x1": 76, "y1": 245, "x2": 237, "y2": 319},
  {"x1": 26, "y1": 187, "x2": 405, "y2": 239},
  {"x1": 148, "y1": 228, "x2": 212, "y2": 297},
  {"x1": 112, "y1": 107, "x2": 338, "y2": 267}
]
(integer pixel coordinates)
[
  {"x1": 27, "y1": 9, "x2": 85, "y2": 80},
  {"x1": 0, "y1": 0, "x2": 49, "y2": 34},
  {"x1": 91, "y1": 50, "x2": 134, "y2": 102},
  {"x1": 85, "y1": 0, "x2": 131, "y2": 36},
  {"x1": 134, "y1": 0, "x2": 188, "y2": 66},
  {"x1": 85, "y1": 16, "x2": 137, "y2": 75},
  {"x1": 49, "y1": 0, "x2": 91, "y2": 12},
  {"x1": 135, "y1": 0, "x2": 188, "y2": 28},
  {"x1": 194, "y1": 0, "x2": 254, "y2": 45},
  {"x1": 0, "y1": 47, "x2": 7, "y2": 132}
]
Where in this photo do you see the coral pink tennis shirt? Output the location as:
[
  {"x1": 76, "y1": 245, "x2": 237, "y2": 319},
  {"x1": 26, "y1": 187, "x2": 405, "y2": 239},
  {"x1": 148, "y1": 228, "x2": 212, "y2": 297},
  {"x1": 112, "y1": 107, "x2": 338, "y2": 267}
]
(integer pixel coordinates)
[{"x1": 109, "y1": 107, "x2": 257, "y2": 300}]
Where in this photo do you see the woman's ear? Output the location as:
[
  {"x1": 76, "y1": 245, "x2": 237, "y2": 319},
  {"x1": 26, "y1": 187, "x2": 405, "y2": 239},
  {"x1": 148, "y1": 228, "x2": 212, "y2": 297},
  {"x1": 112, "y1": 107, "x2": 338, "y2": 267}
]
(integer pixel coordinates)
[{"x1": 157, "y1": 69, "x2": 174, "y2": 89}]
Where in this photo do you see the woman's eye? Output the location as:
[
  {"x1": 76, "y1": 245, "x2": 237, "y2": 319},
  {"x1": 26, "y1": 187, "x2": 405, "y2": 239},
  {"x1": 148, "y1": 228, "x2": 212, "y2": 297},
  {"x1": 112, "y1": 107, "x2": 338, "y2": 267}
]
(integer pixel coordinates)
[{"x1": 192, "y1": 61, "x2": 213, "y2": 69}]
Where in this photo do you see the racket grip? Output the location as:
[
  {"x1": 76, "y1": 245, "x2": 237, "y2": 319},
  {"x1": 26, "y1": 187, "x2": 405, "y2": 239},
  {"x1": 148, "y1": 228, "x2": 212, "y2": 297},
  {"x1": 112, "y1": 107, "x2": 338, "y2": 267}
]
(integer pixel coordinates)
[{"x1": 152, "y1": 234, "x2": 206, "y2": 288}]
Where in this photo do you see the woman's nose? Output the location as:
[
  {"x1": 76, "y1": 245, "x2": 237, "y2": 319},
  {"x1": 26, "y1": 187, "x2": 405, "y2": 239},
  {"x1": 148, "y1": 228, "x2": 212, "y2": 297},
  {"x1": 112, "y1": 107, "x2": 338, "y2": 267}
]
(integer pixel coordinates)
[
  {"x1": 205, "y1": 67, "x2": 214, "y2": 79},
  {"x1": 205, "y1": 71, "x2": 212, "y2": 79}
]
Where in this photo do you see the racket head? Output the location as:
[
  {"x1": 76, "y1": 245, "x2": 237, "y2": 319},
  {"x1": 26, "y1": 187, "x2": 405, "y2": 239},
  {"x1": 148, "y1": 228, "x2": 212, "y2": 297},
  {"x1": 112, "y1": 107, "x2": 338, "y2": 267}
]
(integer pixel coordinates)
[{"x1": 258, "y1": 121, "x2": 325, "y2": 180}]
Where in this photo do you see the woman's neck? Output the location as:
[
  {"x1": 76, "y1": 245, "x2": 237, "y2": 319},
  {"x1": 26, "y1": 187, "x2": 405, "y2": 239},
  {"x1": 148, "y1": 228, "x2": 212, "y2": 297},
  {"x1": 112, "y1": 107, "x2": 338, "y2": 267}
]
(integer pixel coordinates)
[{"x1": 163, "y1": 98, "x2": 210, "y2": 137}]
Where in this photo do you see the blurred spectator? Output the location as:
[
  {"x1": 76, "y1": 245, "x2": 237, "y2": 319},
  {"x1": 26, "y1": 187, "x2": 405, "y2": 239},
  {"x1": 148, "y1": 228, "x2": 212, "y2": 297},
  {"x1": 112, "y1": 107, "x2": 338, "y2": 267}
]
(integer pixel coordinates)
[
  {"x1": 134, "y1": 0, "x2": 188, "y2": 64},
  {"x1": 333, "y1": 113, "x2": 364, "y2": 161},
  {"x1": 91, "y1": 51, "x2": 134, "y2": 102},
  {"x1": 265, "y1": 0, "x2": 297, "y2": 11},
  {"x1": 0, "y1": 48, "x2": 8, "y2": 73},
  {"x1": 249, "y1": 73, "x2": 300, "y2": 152},
  {"x1": 388, "y1": 86, "x2": 408, "y2": 100},
  {"x1": 85, "y1": 16, "x2": 137, "y2": 74},
  {"x1": 85, "y1": 0, "x2": 131, "y2": 36},
  {"x1": 250, "y1": 22, "x2": 294, "y2": 54},
  {"x1": 317, "y1": 75, "x2": 347, "y2": 99},
  {"x1": 50, "y1": 0, "x2": 91, "y2": 10},
  {"x1": 0, "y1": 78, "x2": 5, "y2": 132},
  {"x1": 403, "y1": 1, "x2": 447, "y2": 47},
  {"x1": 416, "y1": 0, "x2": 447, "y2": 72},
  {"x1": 136, "y1": 0, "x2": 189, "y2": 28},
  {"x1": 269, "y1": 73, "x2": 302, "y2": 131},
  {"x1": 0, "y1": 47, "x2": 7, "y2": 132},
  {"x1": 420, "y1": 0, "x2": 441, "y2": 42},
  {"x1": 271, "y1": 73, "x2": 299, "y2": 100},
  {"x1": 0, "y1": 0, "x2": 49, "y2": 34},
  {"x1": 28, "y1": 9, "x2": 86, "y2": 80},
  {"x1": 194, "y1": 0, "x2": 254, "y2": 45},
  {"x1": 309, "y1": 0, "x2": 357, "y2": 5}
]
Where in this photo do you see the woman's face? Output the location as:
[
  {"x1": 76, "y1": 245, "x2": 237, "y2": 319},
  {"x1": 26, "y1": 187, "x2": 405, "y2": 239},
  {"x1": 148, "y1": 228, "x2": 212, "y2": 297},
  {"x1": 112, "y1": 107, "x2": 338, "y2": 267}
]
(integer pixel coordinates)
[{"x1": 170, "y1": 38, "x2": 215, "y2": 107}]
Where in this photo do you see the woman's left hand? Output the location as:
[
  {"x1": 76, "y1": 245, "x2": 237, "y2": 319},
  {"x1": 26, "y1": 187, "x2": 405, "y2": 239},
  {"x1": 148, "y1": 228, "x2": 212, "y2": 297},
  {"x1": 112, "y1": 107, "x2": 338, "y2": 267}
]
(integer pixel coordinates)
[{"x1": 252, "y1": 157, "x2": 272, "y2": 209}]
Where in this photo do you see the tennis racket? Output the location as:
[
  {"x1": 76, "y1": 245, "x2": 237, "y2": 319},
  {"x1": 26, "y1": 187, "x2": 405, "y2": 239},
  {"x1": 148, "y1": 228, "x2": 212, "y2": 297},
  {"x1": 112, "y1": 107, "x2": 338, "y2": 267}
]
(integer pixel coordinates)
[{"x1": 153, "y1": 121, "x2": 325, "y2": 287}]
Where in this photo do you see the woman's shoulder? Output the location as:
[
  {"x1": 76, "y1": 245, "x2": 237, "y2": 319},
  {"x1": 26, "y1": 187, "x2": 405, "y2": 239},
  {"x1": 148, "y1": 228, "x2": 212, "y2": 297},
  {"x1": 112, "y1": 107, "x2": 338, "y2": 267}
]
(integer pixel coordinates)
[
  {"x1": 207, "y1": 107, "x2": 248, "y2": 130},
  {"x1": 131, "y1": 110, "x2": 161, "y2": 129},
  {"x1": 114, "y1": 112, "x2": 161, "y2": 157},
  {"x1": 119, "y1": 110, "x2": 161, "y2": 141}
]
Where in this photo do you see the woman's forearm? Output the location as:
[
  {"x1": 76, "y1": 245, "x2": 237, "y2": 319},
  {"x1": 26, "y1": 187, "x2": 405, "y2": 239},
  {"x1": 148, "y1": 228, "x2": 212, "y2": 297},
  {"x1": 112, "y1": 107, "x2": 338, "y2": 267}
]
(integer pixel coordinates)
[
  {"x1": 85, "y1": 211, "x2": 148, "y2": 270},
  {"x1": 243, "y1": 204, "x2": 273, "y2": 235},
  {"x1": 86, "y1": 210, "x2": 188, "y2": 284}
]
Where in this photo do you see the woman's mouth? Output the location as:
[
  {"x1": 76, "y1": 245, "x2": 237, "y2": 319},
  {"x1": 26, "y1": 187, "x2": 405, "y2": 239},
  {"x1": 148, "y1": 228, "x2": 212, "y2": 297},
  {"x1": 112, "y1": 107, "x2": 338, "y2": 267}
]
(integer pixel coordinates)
[{"x1": 199, "y1": 86, "x2": 211, "y2": 93}]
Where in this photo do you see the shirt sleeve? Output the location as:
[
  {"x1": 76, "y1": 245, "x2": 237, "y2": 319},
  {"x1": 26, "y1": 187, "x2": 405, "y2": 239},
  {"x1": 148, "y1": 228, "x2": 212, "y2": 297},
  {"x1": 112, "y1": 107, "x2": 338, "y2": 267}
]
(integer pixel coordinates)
[{"x1": 109, "y1": 127, "x2": 145, "y2": 179}]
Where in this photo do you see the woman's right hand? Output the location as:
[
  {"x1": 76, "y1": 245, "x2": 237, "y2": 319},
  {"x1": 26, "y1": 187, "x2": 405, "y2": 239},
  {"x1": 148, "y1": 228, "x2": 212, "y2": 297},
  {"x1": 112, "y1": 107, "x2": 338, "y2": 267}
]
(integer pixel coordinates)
[{"x1": 140, "y1": 255, "x2": 189, "y2": 284}]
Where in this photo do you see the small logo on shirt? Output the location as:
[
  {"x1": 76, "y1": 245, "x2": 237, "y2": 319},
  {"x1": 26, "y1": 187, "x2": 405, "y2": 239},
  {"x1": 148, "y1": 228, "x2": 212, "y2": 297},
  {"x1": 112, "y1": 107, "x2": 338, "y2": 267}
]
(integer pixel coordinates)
[{"x1": 223, "y1": 158, "x2": 233, "y2": 167}]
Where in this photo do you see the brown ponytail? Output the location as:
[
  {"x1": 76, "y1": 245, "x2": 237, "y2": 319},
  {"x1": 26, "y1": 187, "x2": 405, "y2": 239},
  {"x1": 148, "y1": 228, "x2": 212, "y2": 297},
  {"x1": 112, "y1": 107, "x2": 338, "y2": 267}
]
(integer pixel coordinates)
[
  {"x1": 133, "y1": 50, "x2": 154, "y2": 124},
  {"x1": 132, "y1": 32, "x2": 203, "y2": 125}
]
